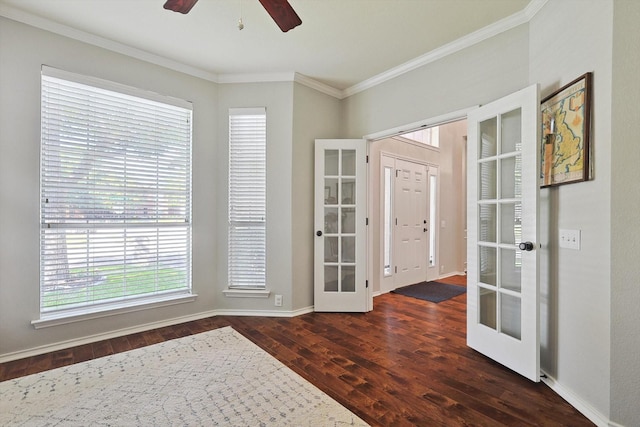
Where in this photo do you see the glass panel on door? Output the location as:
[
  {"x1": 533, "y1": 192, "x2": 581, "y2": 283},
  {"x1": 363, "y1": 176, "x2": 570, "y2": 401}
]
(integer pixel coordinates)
[
  {"x1": 322, "y1": 149, "x2": 357, "y2": 293},
  {"x1": 477, "y1": 107, "x2": 524, "y2": 341}
]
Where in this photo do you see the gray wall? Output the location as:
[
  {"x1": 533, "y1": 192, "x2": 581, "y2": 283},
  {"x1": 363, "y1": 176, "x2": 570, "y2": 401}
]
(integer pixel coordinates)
[
  {"x1": 339, "y1": 1, "x2": 627, "y2": 423},
  {"x1": 341, "y1": 25, "x2": 530, "y2": 139},
  {"x1": 291, "y1": 83, "x2": 342, "y2": 310},
  {"x1": 611, "y1": 1, "x2": 640, "y2": 426},
  {"x1": 216, "y1": 82, "x2": 295, "y2": 312},
  {"x1": 0, "y1": 17, "x2": 219, "y2": 355},
  {"x1": 530, "y1": 0, "x2": 612, "y2": 418},
  {"x1": 2, "y1": 2, "x2": 638, "y2": 424}
]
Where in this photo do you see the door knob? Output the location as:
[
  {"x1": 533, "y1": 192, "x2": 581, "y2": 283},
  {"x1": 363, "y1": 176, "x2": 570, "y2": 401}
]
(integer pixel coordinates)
[
  {"x1": 316, "y1": 230, "x2": 323, "y2": 237},
  {"x1": 518, "y1": 241, "x2": 534, "y2": 251}
]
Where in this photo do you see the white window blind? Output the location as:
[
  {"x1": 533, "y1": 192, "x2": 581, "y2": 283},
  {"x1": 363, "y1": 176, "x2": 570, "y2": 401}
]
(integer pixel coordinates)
[
  {"x1": 40, "y1": 67, "x2": 192, "y2": 318},
  {"x1": 228, "y1": 108, "x2": 266, "y2": 288}
]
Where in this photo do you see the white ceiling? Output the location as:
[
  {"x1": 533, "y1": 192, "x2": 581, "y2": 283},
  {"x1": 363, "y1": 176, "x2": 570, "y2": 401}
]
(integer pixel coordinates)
[{"x1": 0, "y1": 0, "x2": 532, "y2": 93}]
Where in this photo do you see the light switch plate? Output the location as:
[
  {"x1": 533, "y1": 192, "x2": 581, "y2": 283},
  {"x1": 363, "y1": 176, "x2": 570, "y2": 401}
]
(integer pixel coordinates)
[{"x1": 559, "y1": 229, "x2": 581, "y2": 250}]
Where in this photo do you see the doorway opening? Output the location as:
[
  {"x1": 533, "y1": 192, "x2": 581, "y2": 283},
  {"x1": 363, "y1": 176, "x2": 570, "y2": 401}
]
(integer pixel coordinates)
[{"x1": 369, "y1": 119, "x2": 467, "y2": 296}]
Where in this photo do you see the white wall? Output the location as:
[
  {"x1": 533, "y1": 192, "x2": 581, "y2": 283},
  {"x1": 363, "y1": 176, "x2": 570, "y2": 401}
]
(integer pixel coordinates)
[
  {"x1": 610, "y1": 1, "x2": 640, "y2": 426},
  {"x1": 530, "y1": 0, "x2": 612, "y2": 419},
  {"x1": 0, "y1": 17, "x2": 219, "y2": 356}
]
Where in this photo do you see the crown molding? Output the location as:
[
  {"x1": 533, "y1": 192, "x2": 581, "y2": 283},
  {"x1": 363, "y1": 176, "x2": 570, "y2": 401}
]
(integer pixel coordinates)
[
  {"x1": 217, "y1": 72, "x2": 296, "y2": 84},
  {"x1": 293, "y1": 73, "x2": 344, "y2": 99},
  {"x1": 342, "y1": 0, "x2": 548, "y2": 98},
  {"x1": 524, "y1": 0, "x2": 549, "y2": 20},
  {"x1": 1, "y1": 0, "x2": 548, "y2": 100},
  {"x1": 0, "y1": 4, "x2": 220, "y2": 83}
]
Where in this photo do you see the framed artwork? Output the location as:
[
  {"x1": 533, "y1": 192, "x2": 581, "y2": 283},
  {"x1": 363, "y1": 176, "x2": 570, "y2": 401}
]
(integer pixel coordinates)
[{"x1": 540, "y1": 72, "x2": 592, "y2": 187}]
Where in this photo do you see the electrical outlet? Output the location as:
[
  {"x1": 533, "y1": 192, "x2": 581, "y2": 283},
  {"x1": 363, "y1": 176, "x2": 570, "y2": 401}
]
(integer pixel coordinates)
[
  {"x1": 274, "y1": 294, "x2": 283, "y2": 307},
  {"x1": 559, "y1": 229, "x2": 581, "y2": 250}
]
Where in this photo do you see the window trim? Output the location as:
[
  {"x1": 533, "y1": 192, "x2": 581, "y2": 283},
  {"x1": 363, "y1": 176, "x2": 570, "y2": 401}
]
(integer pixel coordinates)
[
  {"x1": 38, "y1": 66, "x2": 194, "y2": 320},
  {"x1": 228, "y1": 107, "x2": 267, "y2": 290}
]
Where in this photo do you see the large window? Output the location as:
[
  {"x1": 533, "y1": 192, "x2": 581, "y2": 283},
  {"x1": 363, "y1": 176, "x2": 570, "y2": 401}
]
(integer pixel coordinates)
[
  {"x1": 228, "y1": 108, "x2": 266, "y2": 289},
  {"x1": 39, "y1": 67, "x2": 192, "y2": 319}
]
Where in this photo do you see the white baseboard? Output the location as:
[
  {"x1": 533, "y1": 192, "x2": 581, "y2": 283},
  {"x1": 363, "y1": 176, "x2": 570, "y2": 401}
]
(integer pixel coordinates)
[
  {"x1": 0, "y1": 306, "x2": 315, "y2": 364},
  {"x1": 541, "y1": 371, "x2": 612, "y2": 427},
  {"x1": 438, "y1": 271, "x2": 467, "y2": 279},
  {"x1": 214, "y1": 306, "x2": 314, "y2": 318}
]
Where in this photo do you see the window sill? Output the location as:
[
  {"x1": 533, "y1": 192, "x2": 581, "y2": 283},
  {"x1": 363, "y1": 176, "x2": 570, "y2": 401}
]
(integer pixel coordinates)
[
  {"x1": 223, "y1": 289, "x2": 270, "y2": 298},
  {"x1": 32, "y1": 293, "x2": 198, "y2": 329}
]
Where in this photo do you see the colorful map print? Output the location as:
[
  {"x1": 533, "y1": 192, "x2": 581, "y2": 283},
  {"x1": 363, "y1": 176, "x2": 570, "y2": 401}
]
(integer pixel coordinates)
[{"x1": 540, "y1": 76, "x2": 589, "y2": 186}]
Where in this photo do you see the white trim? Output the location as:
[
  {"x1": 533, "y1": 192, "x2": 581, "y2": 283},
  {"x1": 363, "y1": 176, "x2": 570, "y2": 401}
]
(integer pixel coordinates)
[
  {"x1": 0, "y1": 4, "x2": 218, "y2": 83},
  {"x1": 213, "y1": 307, "x2": 314, "y2": 318},
  {"x1": 294, "y1": 73, "x2": 344, "y2": 99},
  {"x1": 4, "y1": 306, "x2": 315, "y2": 364},
  {"x1": 32, "y1": 294, "x2": 198, "y2": 329},
  {"x1": 1, "y1": 1, "x2": 548, "y2": 100},
  {"x1": 2, "y1": 308, "x2": 216, "y2": 364},
  {"x1": 222, "y1": 289, "x2": 271, "y2": 298},
  {"x1": 438, "y1": 271, "x2": 467, "y2": 280},
  {"x1": 229, "y1": 107, "x2": 267, "y2": 116},
  {"x1": 524, "y1": 0, "x2": 549, "y2": 19},
  {"x1": 42, "y1": 65, "x2": 193, "y2": 109},
  {"x1": 343, "y1": 0, "x2": 548, "y2": 98},
  {"x1": 364, "y1": 107, "x2": 475, "y2": 141},
  {"x1": 218, "y1": 72, "x2": 295, "y2": 84},
  {"x1": 541, "y1": 371, "x2": 611, "y2": 427}
]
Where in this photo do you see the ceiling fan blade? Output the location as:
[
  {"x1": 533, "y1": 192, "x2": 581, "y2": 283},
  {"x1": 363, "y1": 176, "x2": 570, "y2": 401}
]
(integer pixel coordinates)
[
  {"x1": 258, "y1": 0, "x2": 302, "y2": 32},
  {"x1": 163, "y1": 0, "x2": 199, "y2": 14}
]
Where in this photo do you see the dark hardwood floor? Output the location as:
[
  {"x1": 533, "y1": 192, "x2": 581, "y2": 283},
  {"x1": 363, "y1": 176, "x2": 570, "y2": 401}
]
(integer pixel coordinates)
[{"x1": 0, "y1": 276, "x2": 593, "y2": 426}]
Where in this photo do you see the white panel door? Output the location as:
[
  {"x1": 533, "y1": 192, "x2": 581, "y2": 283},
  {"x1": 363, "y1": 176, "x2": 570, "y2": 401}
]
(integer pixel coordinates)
[
  {"x1": 314, "y1": 139, "x2": 371, "y2": 312},
  {"x1": 394, "y1": 159, "x2": 428, "y2": 287},
  {"x1": 467, "y1": 84, "x2": 540, "y2": 382}
]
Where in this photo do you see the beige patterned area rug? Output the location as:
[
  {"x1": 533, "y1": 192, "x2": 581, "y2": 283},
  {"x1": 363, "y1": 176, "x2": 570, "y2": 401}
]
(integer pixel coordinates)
[{"x1": 0, "y1": 326, "x2": 369, "y2": 426}]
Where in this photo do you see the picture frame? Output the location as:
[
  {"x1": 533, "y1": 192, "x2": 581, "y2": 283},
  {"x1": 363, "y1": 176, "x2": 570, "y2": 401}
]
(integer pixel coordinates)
[{"x1": 540, "y1": 72, "x2": 592, "y2": 187}]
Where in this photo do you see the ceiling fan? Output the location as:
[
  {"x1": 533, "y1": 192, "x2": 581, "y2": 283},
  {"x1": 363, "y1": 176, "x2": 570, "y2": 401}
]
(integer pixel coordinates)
[{"x1": 163, "y1": 0, "x2": 302, "y2": 32}]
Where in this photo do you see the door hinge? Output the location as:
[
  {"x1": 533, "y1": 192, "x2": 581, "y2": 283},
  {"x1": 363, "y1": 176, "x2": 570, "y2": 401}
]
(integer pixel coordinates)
[
  {"x1": 395, "y1": 169, "x2": 398, "y2": 178},
  {"x1": 366, "y1": 280, "x2": 369, "y2": 288},
  {"x1": 366, "y1": 155, "x2": 369, "y2": 163},
  {"x1": 395, "y1": 266, "x2": 397, "y2": 273},
  {"x1": 366, "y1": 217, "x2": 369, "y2": 226}
]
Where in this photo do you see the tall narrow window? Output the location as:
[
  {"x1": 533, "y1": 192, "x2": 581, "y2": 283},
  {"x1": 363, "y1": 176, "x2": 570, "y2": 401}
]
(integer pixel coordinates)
[
  {"x1": 383, "y1": 166, "x2": 393, "y2": 276},
  {"x1": 40, "y1": 67, "x2": 193, "y2": 319},
  {"x1": 228, "y1": 108, "x2": 266, "y2": 288},
  {"x1": 428, "y1": 171, "x2": 438, "y2": 267}
]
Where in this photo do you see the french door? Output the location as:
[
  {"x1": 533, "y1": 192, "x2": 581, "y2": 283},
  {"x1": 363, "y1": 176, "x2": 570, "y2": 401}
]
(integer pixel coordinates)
[
  {"x1": 466, "y1": 84, "x2": 540, "y2": 382},
  {"x1": 313, "y1": 139, "x2": 371, "y2": 312}
]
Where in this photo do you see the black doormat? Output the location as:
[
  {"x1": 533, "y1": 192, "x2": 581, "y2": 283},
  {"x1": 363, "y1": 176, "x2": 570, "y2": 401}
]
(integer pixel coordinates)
[{"x1": 391, "y1": 281, "x2": 466, "y2": 303}]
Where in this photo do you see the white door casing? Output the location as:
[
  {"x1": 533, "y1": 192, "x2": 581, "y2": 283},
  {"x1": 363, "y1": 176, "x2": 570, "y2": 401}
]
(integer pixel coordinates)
[
  {"x1": 466, "y1": 84, "x2": 540, "y2": 382},
  {"x1": 314, "y1": 139, "x2": 371, "y2": 312}
]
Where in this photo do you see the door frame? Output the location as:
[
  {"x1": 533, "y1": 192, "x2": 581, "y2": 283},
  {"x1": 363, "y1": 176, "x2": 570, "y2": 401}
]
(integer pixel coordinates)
[
  {"x1": 365, "y1": 107, "x2": 475, "y2": 296},
  {"x1": 378, "y1": 153, "x2": 435, "y2": 293}
]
